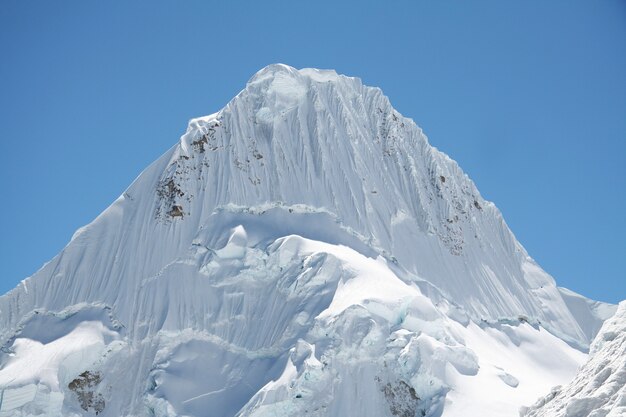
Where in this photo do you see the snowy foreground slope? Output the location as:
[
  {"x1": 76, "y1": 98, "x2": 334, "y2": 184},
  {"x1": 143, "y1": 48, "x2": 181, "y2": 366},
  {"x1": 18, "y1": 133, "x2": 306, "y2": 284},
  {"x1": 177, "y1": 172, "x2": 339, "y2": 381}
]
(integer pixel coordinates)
[
  {"x1": 0, "y1": 64, "x2": 616, "y2": 416},
  {"x1": 523, "y1": 301, "x2": 626, "y2": 417}
]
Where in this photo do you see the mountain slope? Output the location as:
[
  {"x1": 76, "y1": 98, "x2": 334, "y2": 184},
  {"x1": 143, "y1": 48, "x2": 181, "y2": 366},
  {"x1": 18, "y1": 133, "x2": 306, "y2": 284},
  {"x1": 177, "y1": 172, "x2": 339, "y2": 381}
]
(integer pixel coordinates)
[
  {"x1": 0, "y1": 64, "x2": 613, "y2": 416},
  {"x1": 523, "y1": 301, "x2": 626, "y2": 417}
]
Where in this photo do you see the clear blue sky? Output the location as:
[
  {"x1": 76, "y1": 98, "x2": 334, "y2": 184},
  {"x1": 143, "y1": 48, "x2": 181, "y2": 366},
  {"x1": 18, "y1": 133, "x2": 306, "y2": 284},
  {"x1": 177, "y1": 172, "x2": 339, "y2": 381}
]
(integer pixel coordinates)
[{"x1": 1, "y1": 1, "x2": 624, "y2": 303}]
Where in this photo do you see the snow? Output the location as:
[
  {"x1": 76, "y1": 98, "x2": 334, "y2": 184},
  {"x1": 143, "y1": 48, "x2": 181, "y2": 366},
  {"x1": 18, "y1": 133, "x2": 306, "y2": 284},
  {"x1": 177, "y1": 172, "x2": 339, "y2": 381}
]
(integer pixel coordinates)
[
  {"x1": 0, "y1": 321, "x2": 116, "y2": 390},
  {"x1": 0, "y1": 306, "x2": 122, "y2": 416},
  {"x1": 237, "y1": 239, "x2": 587, "y2": 417},
  {"x1": 215, "y1": 225, "x2": 248, "y2": 259},
  {"x1": 444, "y1": 321, "x2": 586, "y2": 417},
  {"x1": 522, "y1": 301, "x2": 626, "y2": 417},
  {"x1": 0, "y1": 64, "x2": 616, "y2": 416}
]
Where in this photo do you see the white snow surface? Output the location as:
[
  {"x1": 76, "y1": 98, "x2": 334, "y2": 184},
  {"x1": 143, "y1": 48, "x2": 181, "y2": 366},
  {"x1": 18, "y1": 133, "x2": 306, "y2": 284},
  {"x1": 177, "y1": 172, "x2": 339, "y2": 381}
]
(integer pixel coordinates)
[
  {"x1": 523, "y1": 301, "x2": 626, "y2": 417},
  {"x1": 0, "y1": 64, "x2": 616, "y2": 416}
]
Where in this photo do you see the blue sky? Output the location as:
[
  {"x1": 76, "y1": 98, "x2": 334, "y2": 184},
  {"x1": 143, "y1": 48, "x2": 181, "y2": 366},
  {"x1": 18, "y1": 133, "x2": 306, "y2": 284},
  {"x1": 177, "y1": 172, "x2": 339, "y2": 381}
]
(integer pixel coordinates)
[{"x1": 1, "y1": 1, "x2": 624, "y2": 303}]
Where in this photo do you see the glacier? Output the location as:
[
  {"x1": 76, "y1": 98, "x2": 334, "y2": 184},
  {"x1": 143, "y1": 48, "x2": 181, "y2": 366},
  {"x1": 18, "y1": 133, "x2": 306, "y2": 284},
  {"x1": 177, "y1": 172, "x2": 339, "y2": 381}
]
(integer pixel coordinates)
[{"x1": 0, "y1": 64, "x2": 616, "y2": 416}]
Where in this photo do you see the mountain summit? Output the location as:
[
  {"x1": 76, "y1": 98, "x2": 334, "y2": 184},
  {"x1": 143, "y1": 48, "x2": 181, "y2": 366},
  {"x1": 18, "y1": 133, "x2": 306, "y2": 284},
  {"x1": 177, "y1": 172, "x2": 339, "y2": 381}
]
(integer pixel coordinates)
[{"x1": 0, "y1": 65, "x2": 614, "y2": 417}]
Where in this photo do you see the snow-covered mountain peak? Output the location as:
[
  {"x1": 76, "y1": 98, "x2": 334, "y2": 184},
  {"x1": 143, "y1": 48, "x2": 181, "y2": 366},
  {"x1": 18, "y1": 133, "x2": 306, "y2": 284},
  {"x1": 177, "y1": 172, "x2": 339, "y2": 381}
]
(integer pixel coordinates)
[
  {"x1": 0, "y1": 65, "x2": 616, "y2": 417},
  {"x1": 242, "y1": 64, "x2": 311, "y2": 114},
  {"x1": 3, "y1": 65, "x2": 610, "y2": 349},
  {"x1": 224, "y1": 63, "x2": 389, "y2": 129},
  {"x1": 249, "y1": 63, "x2": 341, "y2": 82},
  {"x1": 167, "y1": 65, "x2": 609, "y2": 349},
  {"x1": 245, "y1": 64, "x2": 353, "y2": 95}
]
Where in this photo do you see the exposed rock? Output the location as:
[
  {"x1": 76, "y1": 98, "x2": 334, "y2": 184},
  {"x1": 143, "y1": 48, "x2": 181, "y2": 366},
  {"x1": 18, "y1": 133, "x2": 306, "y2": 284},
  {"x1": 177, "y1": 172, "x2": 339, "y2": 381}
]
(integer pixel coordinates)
[{"x1": 68, "y1": 371, "x2": 105, "y2": 415}]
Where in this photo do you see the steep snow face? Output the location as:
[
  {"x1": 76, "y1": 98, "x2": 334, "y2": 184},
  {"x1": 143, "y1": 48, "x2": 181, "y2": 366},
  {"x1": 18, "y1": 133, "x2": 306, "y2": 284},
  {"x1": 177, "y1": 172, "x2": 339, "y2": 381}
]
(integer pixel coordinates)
[
  {"x1": 523, "y1": 301, "x2": 626, "y2": 417},
  {"x1": 163, "y1": 64, "x2": 612, "y2": 346},
  {"x1": 0, "y1": 65, "x2": 614, "y2": 416},
  {"x1": 0, "y1": 64, "x2": 605, "y2": 346}
]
